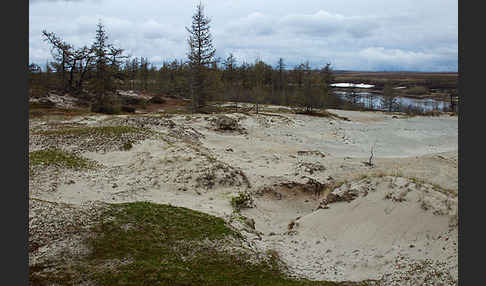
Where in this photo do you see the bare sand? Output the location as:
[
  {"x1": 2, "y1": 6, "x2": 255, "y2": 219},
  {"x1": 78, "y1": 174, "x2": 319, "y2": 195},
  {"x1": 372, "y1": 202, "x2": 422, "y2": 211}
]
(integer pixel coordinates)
[{"x1": 29, "y1": 106, "x2": 458, "y2": 284}]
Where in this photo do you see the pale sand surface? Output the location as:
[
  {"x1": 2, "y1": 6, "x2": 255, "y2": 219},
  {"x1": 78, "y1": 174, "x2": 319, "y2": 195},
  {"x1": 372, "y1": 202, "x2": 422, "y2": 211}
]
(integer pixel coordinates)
[{"x1": 29, "y1": 107, "x2": 458, "y2": 284}]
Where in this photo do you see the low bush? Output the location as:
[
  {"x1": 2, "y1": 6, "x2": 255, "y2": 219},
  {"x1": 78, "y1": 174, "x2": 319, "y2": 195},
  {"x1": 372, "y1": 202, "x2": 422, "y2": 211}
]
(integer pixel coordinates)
[
  {"x1": 121, "y1": 105, "x2": 136, "y2": 113},
  {"x1": 148, "y1": 96, "x2": 166, "y2": 104},
  {"x1": 91, "y1": 95, "x2": 122, "y2": 114},
  {"x1": 231, "y1": 191, "x2": 254, "y2": 212},
  {"x1": 121, "y1": 141, "x2": 133, "y2": 151},
  {"x1": 121, "y1": 96, "x2": 147, "y2": 106},
  {"x1": 405, "y1": 86, "x2": 429, "y2": 95}
]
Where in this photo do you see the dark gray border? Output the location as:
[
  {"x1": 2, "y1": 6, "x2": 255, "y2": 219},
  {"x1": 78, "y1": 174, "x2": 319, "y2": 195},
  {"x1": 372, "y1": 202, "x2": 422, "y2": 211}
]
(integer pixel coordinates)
[
  {"x1": 458, "y1": 0, "x2": 478, "y2": 285},
  {"x1": 457, "y1": 0, "x2": 462, "y2": 281},
  {"x1": 3, "y1": 0, "x2": 28, "y2": 285}
]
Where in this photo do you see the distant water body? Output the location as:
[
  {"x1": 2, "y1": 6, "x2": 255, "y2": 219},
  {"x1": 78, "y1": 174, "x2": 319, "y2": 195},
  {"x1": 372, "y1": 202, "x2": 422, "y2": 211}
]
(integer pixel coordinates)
[{"x1": 333, "y1": 91, "x2": 450, "y2": 112}]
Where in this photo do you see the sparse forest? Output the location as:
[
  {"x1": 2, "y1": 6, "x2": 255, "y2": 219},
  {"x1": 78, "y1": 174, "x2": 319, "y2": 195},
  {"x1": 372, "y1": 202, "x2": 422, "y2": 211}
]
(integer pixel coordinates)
[
  {"x1": 29, "y1": 4, "x2": 456, "y2": 116},
  {"x1": 29, "y1": 5, "x2": 341, "y2": 114}
]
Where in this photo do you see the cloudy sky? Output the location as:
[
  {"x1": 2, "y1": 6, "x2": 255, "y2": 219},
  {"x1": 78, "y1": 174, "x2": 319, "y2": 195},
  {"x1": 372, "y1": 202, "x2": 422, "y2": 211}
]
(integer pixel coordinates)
[{"x1": 29, "y1": 0, "x2": 458, "y2": 71}]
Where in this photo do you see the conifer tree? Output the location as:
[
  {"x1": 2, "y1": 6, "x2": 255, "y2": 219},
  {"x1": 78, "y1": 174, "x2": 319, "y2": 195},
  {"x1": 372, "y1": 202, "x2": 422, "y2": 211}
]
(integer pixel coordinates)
[{"x1": 186, "y1": 3, "x2": 216, "y2": 112}]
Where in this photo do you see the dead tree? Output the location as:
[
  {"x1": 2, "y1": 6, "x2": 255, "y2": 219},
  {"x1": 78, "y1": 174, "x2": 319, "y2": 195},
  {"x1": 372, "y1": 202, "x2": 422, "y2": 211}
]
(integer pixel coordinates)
[
  {"x1": 42, "y1": 30, "x2": 74, "y2": 92},
  {"x1": 363, "y1": 140, "x2": 377, "y2": 167}
]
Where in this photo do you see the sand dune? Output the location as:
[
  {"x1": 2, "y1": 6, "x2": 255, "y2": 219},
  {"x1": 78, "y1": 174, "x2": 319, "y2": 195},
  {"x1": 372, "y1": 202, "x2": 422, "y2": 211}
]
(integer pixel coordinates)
[{"x1": 29, "y1": 107, "x2": 458, "y2": 284}]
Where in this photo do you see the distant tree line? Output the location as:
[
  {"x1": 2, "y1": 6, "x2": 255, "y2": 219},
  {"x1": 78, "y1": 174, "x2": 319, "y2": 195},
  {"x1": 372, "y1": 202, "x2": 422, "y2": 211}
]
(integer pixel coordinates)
[
  {"x1": 30, "y1": 52, "x2": 341, "y2": 113},
  {"x1": 29, "y1": 4, "x2": 347, "y2": 113}
]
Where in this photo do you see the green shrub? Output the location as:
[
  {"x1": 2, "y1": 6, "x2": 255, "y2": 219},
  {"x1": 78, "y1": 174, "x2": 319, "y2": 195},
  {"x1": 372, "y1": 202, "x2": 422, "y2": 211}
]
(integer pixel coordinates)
[
  {"x1": 231, "y1": 191, "x2": 254, "y2": 212},
  {"x1": 121, "y1": 105, "x2": 136, "y2": 113},
  {"x1": 91, "y1": 96, "x2": 122, "y2": 114},
  {"x1": 121, "y1": 141, "x2": 133, "y2": 151},
  {"x1": 91, "y1": 103, "x2": 121, "y2": 114},
  {"x1": 121, "y1": 96, "x2": 147, "y2": 106},
  {"x1": 405, "y1": 86, "x2": 429, "y2": 95},
  {"x1": 148, "y1": 96, "x2": 166, "y2": 104}
]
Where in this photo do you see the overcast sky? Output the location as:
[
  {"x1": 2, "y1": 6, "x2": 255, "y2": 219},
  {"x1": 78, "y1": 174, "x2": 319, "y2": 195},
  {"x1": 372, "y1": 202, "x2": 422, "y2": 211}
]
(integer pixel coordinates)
[{"x1": 29, "y1": 0, "x2": 458, "y2": 72}]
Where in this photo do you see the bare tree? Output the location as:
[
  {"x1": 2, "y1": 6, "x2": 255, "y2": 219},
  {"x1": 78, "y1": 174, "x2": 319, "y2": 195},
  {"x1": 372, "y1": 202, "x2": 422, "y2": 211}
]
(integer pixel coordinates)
[
  {"x1": 319, "y1": 63, "x2": 333, "y2": 108},
  {"x1": 381, "y1": 82, "x2": 398, "y2": 112},
  {"x1": 320, "y1": 63, "x2": 334, "y2": 86},
  {"x1": 222, "y1": 53, "x2": 238, "y2": 111},
  {"x1": 276, "y1": 58, "x2": 287, "y2": 105},
  {"x1": 42, "y1": 30, "x2": 74, "y2": 92},
  {"x1": 364, "y1": 140, "x2": 377, "y2": 167},
  {"x1": 186, "y1": 3, "x2": 216, "y2": 112},
  {"x1": 64, "y1": 45, "x2": 95, "y2": 94},
  {"x1": 302, "y1": 61, "x2": 313, "y2": 112},
  {"x1": 42, "y1": 22, "x2": 126, "y2": 97},
  {"x1": 300, "y1": 61, "x2": 323, "y2": 113}
]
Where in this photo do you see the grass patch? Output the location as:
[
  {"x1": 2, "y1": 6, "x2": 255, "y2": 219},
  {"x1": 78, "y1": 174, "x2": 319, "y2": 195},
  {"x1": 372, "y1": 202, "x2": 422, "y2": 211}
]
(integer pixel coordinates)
[
  {"x1": 295, "y1": 110, "x2": 350, "y2": 121},
  {"x1": 159, "y1": 105, "x2": 192, "y2": 115},
  {"x1": 405, "y1": 176, "x2": 457, "y2": 197},
  {"x1": 402, "y1": 109, "x2": 445, "y2": 117},
  {"x1": 29, "y1": 105, "x2": 92, "y2": 119},
  {"x1": 404, "y1": 85, "x2": 429, "y2": 95},
  {"x1": 39, "y1": 125, "x2": 148, "y2": 137},
  {"x1": 354, "y1": 172, "x2": 457, "y2": 197},
  {"x1": 29, "y1": 149, "x2": 98, "y2": 170},
  {"x1": 30, "y1": 202, "x2": 370, "y2": 286},
  {"x1": 33, "y1": 125, "x2": 154, "y2": 153}
]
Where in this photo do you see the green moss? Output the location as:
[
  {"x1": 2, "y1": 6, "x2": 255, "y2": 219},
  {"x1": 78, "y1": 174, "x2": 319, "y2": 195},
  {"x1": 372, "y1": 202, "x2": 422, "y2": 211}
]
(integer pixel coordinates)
[
  {"x1": 39, "y1": 126, "x2": 147, "y2": 137},
  {"x1": 29, "y1": 105, "x2": 92, "y2": 119},
  {"x1": 29, "y1": 149, "x2": 98, "y2": 170},
  {"x1": 30, "y1": 202, "x2": 372, "y2": 286}
]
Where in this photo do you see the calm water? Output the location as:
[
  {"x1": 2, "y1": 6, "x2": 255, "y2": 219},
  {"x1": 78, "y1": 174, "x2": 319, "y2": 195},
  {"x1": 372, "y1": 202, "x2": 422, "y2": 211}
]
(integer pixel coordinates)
[{"x1": 333, "y1": 91, "x2": 450, "y2": 112}]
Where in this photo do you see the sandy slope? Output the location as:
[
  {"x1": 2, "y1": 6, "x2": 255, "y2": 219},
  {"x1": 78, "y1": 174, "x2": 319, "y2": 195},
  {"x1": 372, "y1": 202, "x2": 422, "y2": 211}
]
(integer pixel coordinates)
[{"x1": 29, "y1": 108, "x2": 458, "y2": 284}]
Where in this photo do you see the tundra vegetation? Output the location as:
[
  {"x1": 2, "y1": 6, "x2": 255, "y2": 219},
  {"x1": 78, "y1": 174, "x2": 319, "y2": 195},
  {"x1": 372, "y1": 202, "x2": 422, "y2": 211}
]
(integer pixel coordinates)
[
  {"x1": 30, "y1": 201, "x2": 372, "y2": 286},
  {"x1": 29, "y1": 3, "x2": 458, "y2": 285}
]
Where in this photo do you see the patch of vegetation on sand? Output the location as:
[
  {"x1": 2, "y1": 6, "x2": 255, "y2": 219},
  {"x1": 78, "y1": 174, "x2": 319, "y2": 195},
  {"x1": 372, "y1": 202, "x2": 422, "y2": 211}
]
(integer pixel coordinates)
[
  {"x1": 29, "y1": 149, "x2": 98, "y2": 170},
  {"x1": 231, "y1": 191, "x2": 255, "y2": 212},
  {"x1": 29, "y1": 202, "x2": 371, "y2": 286},
  {"x1": 34, "y1": 125, "x2": 155, "y2": 152},
  {"x1": 295, "y1": 110, "x2": 350, "y2": 121},
  {"x1": 29, "y1": 103, "x2": 93, "y2": 119},
  {"x1": 38, "y1": 125, "x2": 149, "y2": 137}
]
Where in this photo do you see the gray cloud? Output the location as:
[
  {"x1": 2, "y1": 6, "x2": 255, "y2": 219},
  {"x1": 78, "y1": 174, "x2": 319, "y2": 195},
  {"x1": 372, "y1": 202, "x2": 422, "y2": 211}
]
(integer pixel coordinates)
[
  {"x1": 279, "y1": 10, "x2": 346, "y2": 36},
  {"x1": 29, "y1": 0, "x2": 99, "y2": 4},
  {"x1": 29, "y1": 0, "x2": 457, "y2": 71}
]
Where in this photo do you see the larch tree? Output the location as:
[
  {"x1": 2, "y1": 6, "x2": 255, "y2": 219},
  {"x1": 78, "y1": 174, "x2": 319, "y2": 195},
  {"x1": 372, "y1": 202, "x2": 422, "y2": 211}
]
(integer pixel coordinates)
[
  {"x1": 252, "y1": 59, "x2": 266, "y2": 113},
  {"x1": 302, "y1": 61, "x2": 314, "y2": 112},
  {"x1": 42, "y1": 30, "x2": 74, "y2": 92},
  {"x1": 223, "y1": 53, "x2": 238, "y2": 110},
  {"x1": 91, "y1": 21, "x2": 112, "y2": 97},
  {"x1": 319, "y1": 63, "x2": 333, "y2": 108},
  {"x1": 276, "y1": 58, "x2": 287, "y2": 105},
  {"x1": 186, "y1": 3, "x2": 216, "y2": 112},
  {"x1": 381, "y1": 82, "x2": 397, "y2": 112},
  {"x1": 90, "y1": 21, "x2": 127, "y2": 103}
]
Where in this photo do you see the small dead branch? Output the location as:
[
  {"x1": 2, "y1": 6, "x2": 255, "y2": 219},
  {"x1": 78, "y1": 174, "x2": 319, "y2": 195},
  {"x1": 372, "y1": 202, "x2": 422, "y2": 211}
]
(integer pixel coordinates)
[{"x1": 363, "y1": 140, "x2": 377, "y2": 167}]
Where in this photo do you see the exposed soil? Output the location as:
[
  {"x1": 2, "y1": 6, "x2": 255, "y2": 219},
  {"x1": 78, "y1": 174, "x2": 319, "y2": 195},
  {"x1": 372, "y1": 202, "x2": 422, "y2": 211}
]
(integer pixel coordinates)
[{"x1": 29, "y1": 98, "x2": 458, "y2": 285}]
